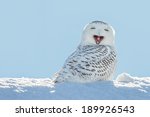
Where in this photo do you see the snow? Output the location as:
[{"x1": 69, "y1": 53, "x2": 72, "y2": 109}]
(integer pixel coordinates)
[{"x1": 0, "y1": 73, "x2": 150, "y2": 100}]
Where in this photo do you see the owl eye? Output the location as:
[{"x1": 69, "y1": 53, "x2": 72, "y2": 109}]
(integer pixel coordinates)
[
  {"x1": 90, "y1": 27, "x2": 96, "y2": 29},
  {"x1": 104, "y1": 29, "x2": 109, "y2": 31}
]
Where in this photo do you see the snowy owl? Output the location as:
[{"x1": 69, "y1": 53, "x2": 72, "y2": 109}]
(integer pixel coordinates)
[{"x1": 53, "y1": 21, "x2": 117, "y2": 83}]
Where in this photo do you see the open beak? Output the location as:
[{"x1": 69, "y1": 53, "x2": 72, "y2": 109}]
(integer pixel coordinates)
[{"x1": 93, "y1": 35, "x2": 104, "y2": 44}]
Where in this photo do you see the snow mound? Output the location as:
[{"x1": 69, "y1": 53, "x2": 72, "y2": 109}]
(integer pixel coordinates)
[
  {"x1": 0, "y1": 73, "x2": 150, "y2": 100},
  {"x1": 116, "y1": 73, "x2": 134, "y2": 82},
  {"x1": 0, "y1": 78, "x2": 54, "y2": 88}
]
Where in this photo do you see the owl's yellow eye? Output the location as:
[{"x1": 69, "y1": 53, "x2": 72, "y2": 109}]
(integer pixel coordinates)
[
  {"x1": 90, "y1": 27, "x2": 96, "y2": 29},
  {"x1": 104, "y1": 29, "x2": 109, "y2": 31}
]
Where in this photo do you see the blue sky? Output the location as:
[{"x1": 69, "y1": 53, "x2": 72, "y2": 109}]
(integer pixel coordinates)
[{"x1": 0, "y1": 0, "x2": 150, "y2": 78}]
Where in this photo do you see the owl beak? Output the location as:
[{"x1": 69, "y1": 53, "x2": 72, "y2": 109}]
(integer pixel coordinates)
[{"x1": 93, "y1": 35, "x2": 104, "y2": 44}]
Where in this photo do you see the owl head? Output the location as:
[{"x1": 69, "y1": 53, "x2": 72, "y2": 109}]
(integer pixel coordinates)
[{"x1": 81, "y1": 21, "x2": 115, "y2": 46}]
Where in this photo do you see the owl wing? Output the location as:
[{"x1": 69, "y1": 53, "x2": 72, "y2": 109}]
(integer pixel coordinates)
[{"x1": 62, "y1": 46, "x2": 115, "y2": 79}]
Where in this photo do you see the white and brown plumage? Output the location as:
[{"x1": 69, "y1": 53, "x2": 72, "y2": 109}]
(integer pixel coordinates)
[{"x1": 53, "y1": 21, "x2": 117, "y2": 83}]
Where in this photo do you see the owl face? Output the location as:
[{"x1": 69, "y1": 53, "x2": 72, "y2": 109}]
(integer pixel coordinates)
[{"x1": 81, "y1": 21, "x2": 115, "y2": 46}]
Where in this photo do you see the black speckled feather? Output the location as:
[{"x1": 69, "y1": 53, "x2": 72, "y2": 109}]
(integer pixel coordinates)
[{"x1": 54, "y1": 45, "x2": 116, "y2": 82}]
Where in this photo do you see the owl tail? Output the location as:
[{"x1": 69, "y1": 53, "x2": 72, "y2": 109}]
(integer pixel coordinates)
[{"x1": 51, "y1": 73, "x2": 65, "y2": 84}]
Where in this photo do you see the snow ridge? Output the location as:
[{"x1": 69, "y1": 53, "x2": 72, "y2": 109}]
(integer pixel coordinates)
[{"x1": 0, "y1": 73, "x2": 150, "y2": 100}]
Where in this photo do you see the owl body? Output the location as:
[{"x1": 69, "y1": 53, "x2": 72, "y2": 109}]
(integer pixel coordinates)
[{"x1": 53, "y1": 21, "x2": 117, "y2": 83}]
